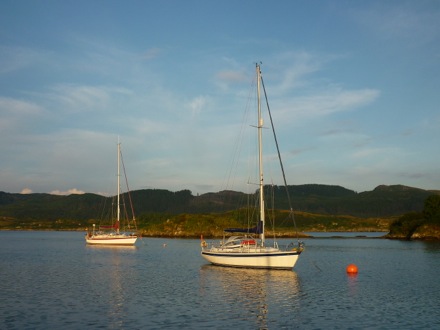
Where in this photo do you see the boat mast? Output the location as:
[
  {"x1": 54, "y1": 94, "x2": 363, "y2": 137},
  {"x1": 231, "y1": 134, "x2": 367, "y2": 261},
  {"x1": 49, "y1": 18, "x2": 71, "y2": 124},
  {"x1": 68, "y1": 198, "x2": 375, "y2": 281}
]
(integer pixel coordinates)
[
  {"x1": 257, "y1": 63, "x2": 265, "y2": 245},
  {"x1": 117, "y1": 140, "x2": 121, "y2": 234}
]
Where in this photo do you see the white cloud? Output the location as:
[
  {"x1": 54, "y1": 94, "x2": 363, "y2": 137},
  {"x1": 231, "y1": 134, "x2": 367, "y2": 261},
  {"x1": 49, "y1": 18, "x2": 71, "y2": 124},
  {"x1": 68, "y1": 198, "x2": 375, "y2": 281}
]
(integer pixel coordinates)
[
  {"x1": 187, "y1": 96, "x2": 209, "y2": 117},
  {"x1": 50, "y1": 188, "x2": 85, "y2": 195},
  {"x1": 20, "y1": 188, "x2": 33, "y2": 194}
]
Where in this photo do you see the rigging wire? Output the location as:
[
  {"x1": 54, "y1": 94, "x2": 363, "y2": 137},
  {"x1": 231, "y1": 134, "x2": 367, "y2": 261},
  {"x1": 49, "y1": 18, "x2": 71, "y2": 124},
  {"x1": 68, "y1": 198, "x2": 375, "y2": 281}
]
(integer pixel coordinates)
[
  {"x1": 222, "y1": 78, "x2": 255, "y2": 192},
  {"x1": 120, "y1": 146, "x2": 137, "y2": 231},
  {"x1": 260, "y1": 71, "x2": 300, "y2": 241}
]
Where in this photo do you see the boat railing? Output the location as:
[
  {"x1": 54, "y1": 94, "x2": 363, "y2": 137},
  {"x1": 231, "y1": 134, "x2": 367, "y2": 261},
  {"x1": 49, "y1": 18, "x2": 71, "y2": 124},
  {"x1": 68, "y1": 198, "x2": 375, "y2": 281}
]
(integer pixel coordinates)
[{"x1": 286, "y1": 241, "x2": 305, "y2": 252}]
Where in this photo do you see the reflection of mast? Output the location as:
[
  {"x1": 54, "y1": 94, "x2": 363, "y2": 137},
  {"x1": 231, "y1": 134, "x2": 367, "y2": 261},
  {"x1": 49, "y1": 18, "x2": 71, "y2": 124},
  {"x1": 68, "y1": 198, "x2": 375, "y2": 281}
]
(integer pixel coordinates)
[
  {"x1": 117, "y1": 140, "x2": 120, "y2": 235},
  {"x1": 255, "y1": 279, "x2": 268, "y2": 329},
  {"x1": 86, "y1": 247, "x2": 137, "y2": 325},
  {"x1": 108, "y1": 249, "x2": 124, "y2": 325}
]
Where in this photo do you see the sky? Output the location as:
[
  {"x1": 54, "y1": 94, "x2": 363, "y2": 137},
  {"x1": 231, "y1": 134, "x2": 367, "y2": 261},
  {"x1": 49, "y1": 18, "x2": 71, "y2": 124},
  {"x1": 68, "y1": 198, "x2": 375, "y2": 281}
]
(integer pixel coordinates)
[{"x1": 1, "y1": 0, "x2": 439, "y2": 196}]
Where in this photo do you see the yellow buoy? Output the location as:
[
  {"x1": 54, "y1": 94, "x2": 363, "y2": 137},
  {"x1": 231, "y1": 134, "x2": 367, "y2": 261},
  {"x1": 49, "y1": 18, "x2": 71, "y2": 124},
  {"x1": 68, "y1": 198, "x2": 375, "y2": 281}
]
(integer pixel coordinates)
[{"x1": 346, "y1": 264, "x2": 358, "y2": 274}]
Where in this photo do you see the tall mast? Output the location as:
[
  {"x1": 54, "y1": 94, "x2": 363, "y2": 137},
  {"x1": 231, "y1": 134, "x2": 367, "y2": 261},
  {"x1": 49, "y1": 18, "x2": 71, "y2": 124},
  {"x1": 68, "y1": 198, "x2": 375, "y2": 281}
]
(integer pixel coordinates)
[
  {"x1": 257, "y1": 63, "x2": 265, "y2": 244},
  {"x1": 117, "y1": 139, "x2": 121, "y2": 234}
]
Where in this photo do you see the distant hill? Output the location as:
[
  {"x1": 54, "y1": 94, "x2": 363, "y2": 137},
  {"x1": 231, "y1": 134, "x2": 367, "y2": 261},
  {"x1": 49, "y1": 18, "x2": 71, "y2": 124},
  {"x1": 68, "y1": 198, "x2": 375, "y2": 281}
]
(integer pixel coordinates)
[{"x1": 0, "y1": 184, "x2": 438, "y2": 222}]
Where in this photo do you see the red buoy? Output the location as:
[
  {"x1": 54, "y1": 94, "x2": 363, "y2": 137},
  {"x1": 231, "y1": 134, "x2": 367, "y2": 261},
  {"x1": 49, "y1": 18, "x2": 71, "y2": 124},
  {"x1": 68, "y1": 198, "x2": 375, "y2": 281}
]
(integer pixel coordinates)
[{"x1": 346, "y1": 264, "x2": 358, "y2": 274}]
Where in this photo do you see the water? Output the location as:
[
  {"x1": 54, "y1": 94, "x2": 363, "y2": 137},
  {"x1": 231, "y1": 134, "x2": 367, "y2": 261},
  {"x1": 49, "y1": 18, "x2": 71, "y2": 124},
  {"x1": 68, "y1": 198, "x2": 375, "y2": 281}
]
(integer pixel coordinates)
[{"x1": 1, "y1": 231, "x2": 439, "y2": 329}]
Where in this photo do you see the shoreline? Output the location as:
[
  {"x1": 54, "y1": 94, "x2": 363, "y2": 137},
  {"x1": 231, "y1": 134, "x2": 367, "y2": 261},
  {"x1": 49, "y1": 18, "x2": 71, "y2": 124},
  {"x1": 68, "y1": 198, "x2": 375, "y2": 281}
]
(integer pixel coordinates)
[{"x1": 2, "y1": 228, "x2": 439, "y2": 240}]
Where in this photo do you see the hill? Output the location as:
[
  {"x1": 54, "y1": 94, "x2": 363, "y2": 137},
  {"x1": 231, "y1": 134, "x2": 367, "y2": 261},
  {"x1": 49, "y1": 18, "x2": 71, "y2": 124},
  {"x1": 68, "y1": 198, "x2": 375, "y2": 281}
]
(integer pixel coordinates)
[
  {"x1": 191, "y1": 184, "x2": 436, "y2": 217},
  {"x1": 0, "y1": 184, "x2": 437, "y2": 224}
]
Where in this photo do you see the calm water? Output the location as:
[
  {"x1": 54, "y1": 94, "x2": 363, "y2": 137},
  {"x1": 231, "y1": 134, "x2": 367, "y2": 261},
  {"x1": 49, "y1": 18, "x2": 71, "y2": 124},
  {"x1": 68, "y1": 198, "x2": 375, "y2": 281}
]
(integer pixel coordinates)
[{"x1": 1, "y1": 231, "x2": 439, "y2": 329}]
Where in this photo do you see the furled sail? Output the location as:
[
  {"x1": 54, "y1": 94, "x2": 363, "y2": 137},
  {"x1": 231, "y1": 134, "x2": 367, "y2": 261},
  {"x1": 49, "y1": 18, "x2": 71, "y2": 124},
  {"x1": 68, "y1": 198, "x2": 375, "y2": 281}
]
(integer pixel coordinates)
[{"x1": 224, "y1": 221, "x2": 263, "y2": 234}]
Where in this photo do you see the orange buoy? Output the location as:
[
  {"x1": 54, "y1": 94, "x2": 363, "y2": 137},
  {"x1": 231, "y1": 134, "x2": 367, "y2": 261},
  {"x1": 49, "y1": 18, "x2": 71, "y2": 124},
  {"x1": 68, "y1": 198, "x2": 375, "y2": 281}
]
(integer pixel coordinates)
[{"x1": 346, "y1": 264, "x2": 358, "y2": 274}]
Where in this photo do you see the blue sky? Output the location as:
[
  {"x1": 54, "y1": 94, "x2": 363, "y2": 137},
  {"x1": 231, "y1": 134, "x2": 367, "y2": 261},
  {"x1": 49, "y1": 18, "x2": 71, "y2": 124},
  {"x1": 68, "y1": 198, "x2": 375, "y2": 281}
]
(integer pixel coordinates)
[{"x1": 1, "y1": 0, "x2": 439, "y2": 196}]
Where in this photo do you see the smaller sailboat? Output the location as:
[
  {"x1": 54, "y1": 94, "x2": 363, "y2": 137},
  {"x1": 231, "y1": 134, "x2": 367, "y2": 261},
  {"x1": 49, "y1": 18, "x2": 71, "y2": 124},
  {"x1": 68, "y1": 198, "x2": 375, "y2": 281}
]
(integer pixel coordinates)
[
  {"x1": 85, "y1": 141, "x2": 138, "y2": 246},
  {"x1": 201, "y1": 63, "x2": 303, "y2": 269}
]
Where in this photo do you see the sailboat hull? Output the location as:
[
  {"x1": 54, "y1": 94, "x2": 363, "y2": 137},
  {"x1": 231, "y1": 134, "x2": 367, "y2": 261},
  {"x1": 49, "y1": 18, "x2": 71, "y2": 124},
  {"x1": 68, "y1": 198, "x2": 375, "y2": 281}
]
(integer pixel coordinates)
[
  {"x1": 85, "y1": 234, "x2": 137, "y2": 246},
  {"x1": 201, "y1": 250, "x2": 301, "y2": 270}
]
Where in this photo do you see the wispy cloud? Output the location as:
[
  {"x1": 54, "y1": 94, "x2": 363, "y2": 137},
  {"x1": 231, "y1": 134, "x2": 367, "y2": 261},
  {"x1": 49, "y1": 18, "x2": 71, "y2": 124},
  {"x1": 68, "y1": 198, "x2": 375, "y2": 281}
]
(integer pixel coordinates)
[
  {"x1": 50, "y1": 85, "x2": 111, "y2": 111},
  {"x1": 44, "y1": 84, "x2": 132, "y2": 113},
  {"x1": 351, "y1": 146, "x2": 400, "y2": 160},
  {"x1": 354, "y1": 4, "x2": 440, "y2": 44},
  {"x1": 273, "y1": 51, "x2": 324, "y2": 93},
  {"x1": 143, "y1": 47, "x2": 162, "y2": 60},
  {"x1": 0, "y1": 46, "x2": 44, "y2": 74},
  {"x1": 275, "y1": 87, "x2": 380, "y2": 125},
  {"x1": 187, "y1": 95, "x2": 209, "y2": 117},
  {"x1": 0, "y1": 97, "x2": 43, "y2": 132},
  {"x1": 217, "y1": 70, "x2": 247, "y2": 83},
  {"x1": 0, "y1": 97, "x2": 42, "y2": 115}
]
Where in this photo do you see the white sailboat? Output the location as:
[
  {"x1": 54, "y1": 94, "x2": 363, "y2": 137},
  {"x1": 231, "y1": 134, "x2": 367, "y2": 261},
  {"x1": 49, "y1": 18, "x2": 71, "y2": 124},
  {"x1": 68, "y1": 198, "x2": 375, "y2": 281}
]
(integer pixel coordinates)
[
  {"x1": 201, "y1": 63, "x2": 304, "y2": 269},
  {"x1": 85, "y1": 141, "x2": 138, "y2": 246}
]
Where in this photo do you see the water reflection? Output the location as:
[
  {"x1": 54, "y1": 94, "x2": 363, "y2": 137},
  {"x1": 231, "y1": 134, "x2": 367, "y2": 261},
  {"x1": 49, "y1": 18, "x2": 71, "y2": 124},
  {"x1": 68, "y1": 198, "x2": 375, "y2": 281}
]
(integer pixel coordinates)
[
  {"x1": 420, "y1": 240, "x2": 440, "y2": 253},
  {"x1": 85, "y1": 244, "x2": 138, "y2": 328},
  {"x1": 85, "y1": 245, "x2": 138, "y2": 251},
  {"x1": 199, "y1": 265, "x2": 301, "y2": 329},
  {"x1": 346, "y1": 272, "x2": 359, "y2": 298}
]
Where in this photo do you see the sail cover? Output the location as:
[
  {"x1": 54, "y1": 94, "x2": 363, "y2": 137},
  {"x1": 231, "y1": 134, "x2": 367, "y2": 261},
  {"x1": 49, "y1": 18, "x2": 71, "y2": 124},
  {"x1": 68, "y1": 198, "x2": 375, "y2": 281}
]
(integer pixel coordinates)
[{"x1": 224, "y1": 221, "x2": 263, "y2": 234}]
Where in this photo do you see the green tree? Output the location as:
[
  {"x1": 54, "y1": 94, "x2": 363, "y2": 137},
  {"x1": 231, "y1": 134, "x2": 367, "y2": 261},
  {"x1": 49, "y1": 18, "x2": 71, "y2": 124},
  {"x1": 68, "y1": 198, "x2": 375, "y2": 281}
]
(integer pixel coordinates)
[
  {"x1": 423, "y1": 194, "x2": 440, "y2": 224},
  {"x1": 388, "y1": 212, "x2": 424, "y2": 239}
]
